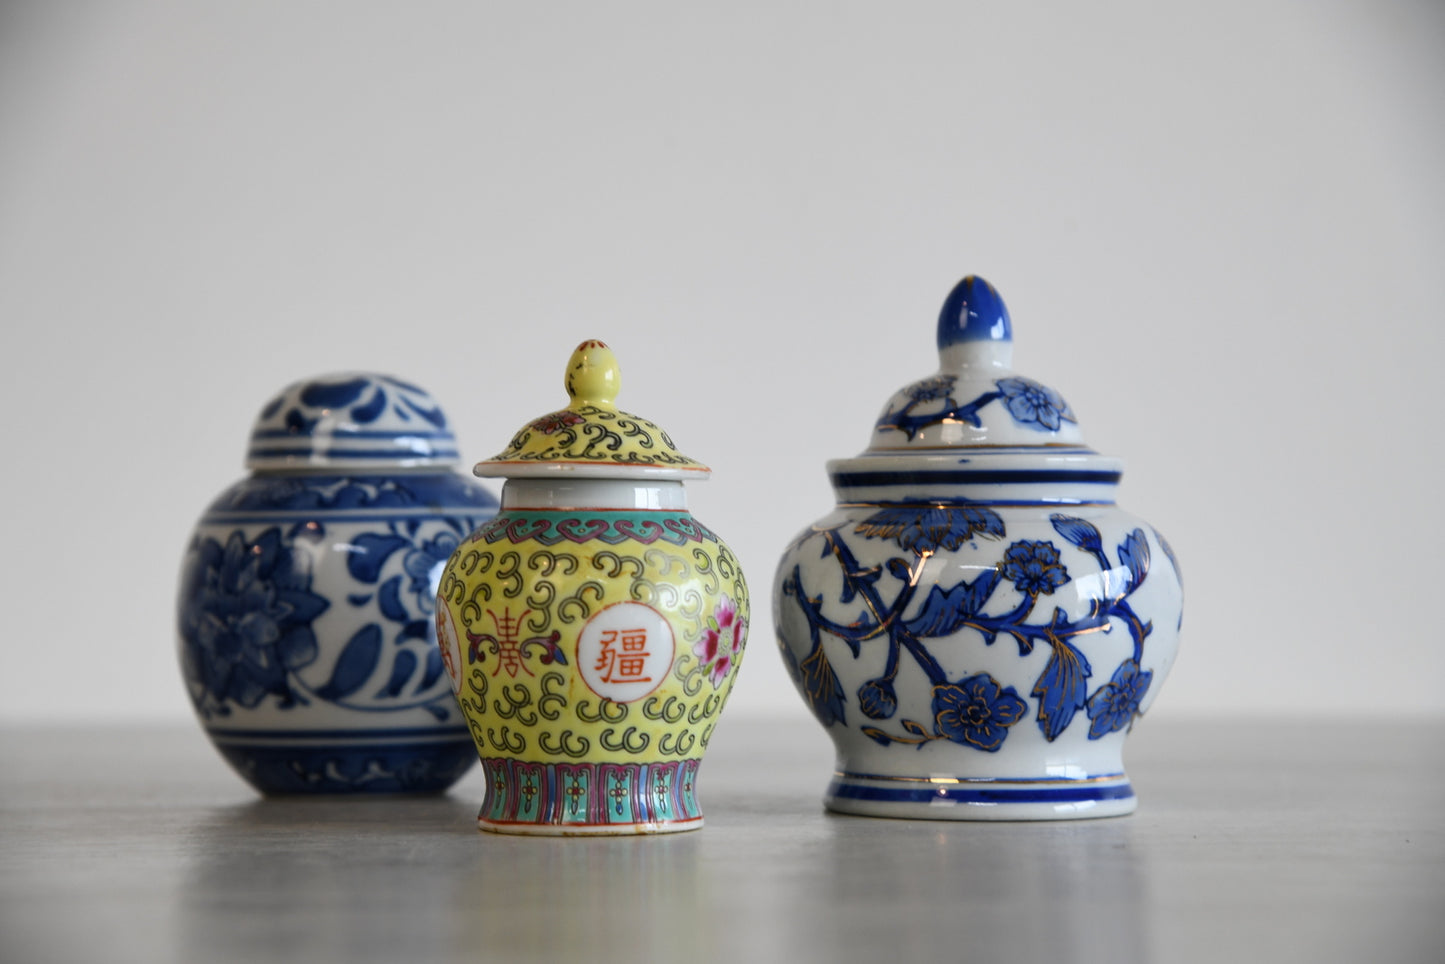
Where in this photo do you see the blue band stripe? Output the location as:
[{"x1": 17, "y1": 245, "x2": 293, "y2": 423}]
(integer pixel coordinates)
[
  {"x1": 250, "y1": 429, "x2": 456, "y2": 440},
  {"x1": 838, "y1": 498, "x2": 1114, "y2": 508},
  {"x1": 246, "y1": 447, "x2": 460, "y2": 460},
  {"x1": 206, "y1": 726, "x2": 471, "y2": 741},
  {"x1": 200, "y1": 512, "x2": 487, "y2": 524},
  {"x1": 832, "y1": 469, "x2": 1121, "y2": 487},
  {"x1": 837, "y1": 769, "x2": 1125, "y2": 784},
  {"x1": 829, "y1": 781, "x2": 1134, "y2": 805}
]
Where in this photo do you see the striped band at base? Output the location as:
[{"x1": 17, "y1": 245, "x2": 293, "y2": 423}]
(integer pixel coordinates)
[
  {"x1": 827, "y1": 770, "x2": 1135, "y2": 807},
  {"x1": 478, "y1": 757, "x2": 703, "y2": 831}
]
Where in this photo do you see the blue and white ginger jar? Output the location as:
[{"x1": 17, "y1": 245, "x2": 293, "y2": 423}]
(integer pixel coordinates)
[
  {"x1": 177, "y1": 373, "x2": 498, "y2": 794},
  {"x1": 773, "y1": 276, "x2": 1183, "y2": 820}
]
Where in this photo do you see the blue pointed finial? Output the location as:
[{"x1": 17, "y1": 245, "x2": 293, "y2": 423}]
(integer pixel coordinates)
[{"x1": 936, "y1": 275, "x2": 1011, "y2": 349}]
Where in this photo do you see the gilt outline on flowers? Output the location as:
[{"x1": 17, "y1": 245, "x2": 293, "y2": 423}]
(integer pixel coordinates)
[{"x1": 779, "y1": 506, "x2": 1157, "y2": 750}]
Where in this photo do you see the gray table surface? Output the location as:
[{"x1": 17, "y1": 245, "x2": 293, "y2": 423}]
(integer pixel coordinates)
[{"x1": 1, "y1": 718, "x2": 1441, "y2": 964}]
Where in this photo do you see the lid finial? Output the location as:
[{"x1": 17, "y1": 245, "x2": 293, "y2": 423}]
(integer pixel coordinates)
[
  {"x1": 565, "y1": 340, "x2": 621, "y2": 408},
  {"x1": 866, "y1": 273, "x2": 1084, "y2": 449},
  {"x1": 474, "y1": 338, "x2": 709, "y2": 479},
  {"x1": 937, "y1": 275, "x2": 1012, "y2": 347}
]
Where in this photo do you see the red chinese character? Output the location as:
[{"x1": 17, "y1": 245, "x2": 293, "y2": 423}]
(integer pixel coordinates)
[{"x1": 595, "y1": 628, "x2": 652, "y2": 683}]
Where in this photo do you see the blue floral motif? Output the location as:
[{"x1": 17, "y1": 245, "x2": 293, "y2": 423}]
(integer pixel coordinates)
[
  {"x1": 1086, "y1": 660, "x2": 1153, "y2": 739},
  {"x1": 402, "y1": 531, "x2": 459, "y2": 614},
  {"x1": 854, "y1": 506, "x2": 1004, "y2": 553},
  {"x1": 932, "y1": 674, "x2": 1028, "y2": 751},
  {"x1": 346, "y1": 521, "x2": 467, "y2": 625},
  {"x1": 902, "y1": 375, "x2": 956, "y2": 403},
  {"x1": 995, "y1": 377, "x2": 1076, "y2": 431},
  {"x1": 857, "y1": 678, "x2": 899, "y2": 720},
  {"x1": 875, "y1": 374, "x2": 1077, "y2": 439},
  {"x1": 785, "y1": 515, "x2": 1157, "y2": 746},
  {"x1": 1001, "y1": 540, "x2": 1070, "y2": 596},
  {"x1": 178, "y1": 528, "x2": 329, "y2": 717}
]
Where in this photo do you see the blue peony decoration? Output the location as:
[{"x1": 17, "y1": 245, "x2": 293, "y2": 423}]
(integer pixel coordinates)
[
  {"x1": 402, "y1": 531, "x2": 460, "y2": 614},
  {"x1": 1000, "y1": 540, "x2": 1070, "y2": 596},
  {"x1": 995, "y1": 377, "x2": 1076, "y2": 431},
  {"x1": 178, "y1": 528, "x2": 329, "y2": 717},
  {"x1": 931, "y1": 674, "x2": 1028, "y2": 751},
  {"x1": 1086, "y1": 661, "x2": 1153, "y2": 738}
]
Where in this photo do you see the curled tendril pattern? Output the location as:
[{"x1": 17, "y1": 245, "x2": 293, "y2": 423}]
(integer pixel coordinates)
[
  {"x1": 438, "y1": 511, "x2": 748, "y2": 763},
  {"x1": 492, "y1": 404, "x2": 703, "y2": 468}
]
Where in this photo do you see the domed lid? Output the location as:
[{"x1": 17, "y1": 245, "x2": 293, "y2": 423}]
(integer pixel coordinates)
[
  {"x1": 829, "y1": 275, "x2": 1121, "y2": 506},
  {"x1": 869, "y1": 275, "x2": 1086, "y2": 450},
  {"x1": 246, "y1": 373, "x2": 460, "y2": 471},
  {"x1": 474, "y1": 340, "x2": 710, "y2": 480}
]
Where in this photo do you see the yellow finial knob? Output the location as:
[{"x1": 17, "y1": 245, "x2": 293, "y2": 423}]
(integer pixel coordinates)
[{"x1": 564, "y1": 339, "x2": 620, "y2": 407}]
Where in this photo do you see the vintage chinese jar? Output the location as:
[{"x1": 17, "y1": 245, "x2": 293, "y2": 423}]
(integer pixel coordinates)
[
  {"x1": 773, "y1": 276, "x2": 1183, "y2": 820},
  {"x1": 436, "y1": 340, "x2": 749, "y2": 835},
  {"x1": 177, "y1": 373, "x2": 498, "y2": 794}
]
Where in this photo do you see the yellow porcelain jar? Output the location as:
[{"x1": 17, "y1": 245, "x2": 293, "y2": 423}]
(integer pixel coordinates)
[{"x1": 436, "y1": 341, "x2": 749, "y2": 834}]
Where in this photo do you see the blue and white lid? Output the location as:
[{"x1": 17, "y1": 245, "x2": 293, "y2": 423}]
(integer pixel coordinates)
[
  {"x1": 246, "y1": 373, "x2": 460, "y2": 471},
  {"x1": 870, "y1": 275, "x2": 1086, "y2": 450},
  {"x1": 831, "y1": 276, "x2": 1122, "y2": 506}
]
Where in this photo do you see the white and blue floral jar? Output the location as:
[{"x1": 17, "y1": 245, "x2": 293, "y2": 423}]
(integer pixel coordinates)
[
  {"x1": 177, "y1": 374, "x2": 498, "y2": 794},
  {"x1": 773, "y1": 276, "x2": 1183, "y2": 820}
]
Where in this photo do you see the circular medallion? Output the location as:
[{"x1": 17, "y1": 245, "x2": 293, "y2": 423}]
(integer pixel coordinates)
[
  {"x1": 576, "y1": 602, "x2": 675, "y2": 703},
  {"x1": 435, "y1": 603, "x2": 464, "y2": 695}
]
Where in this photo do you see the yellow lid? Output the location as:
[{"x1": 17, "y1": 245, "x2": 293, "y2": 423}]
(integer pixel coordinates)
[{"x1": 474, "y1": 340, "x2": 710, "y2": 480}]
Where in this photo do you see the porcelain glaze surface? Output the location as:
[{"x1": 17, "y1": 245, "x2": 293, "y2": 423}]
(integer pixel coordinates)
[
  {"x1": 773, "y1": 277, "x2": 1183, "y2": 820},
  {"x1": 439, "y1": 341, "x2": 747, "y2": 835},
  {"x1": 177, "y1": 374, "x2": 498, "y2": 794}
]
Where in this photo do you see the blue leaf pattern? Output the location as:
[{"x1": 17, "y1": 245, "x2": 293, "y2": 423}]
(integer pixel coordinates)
[
  {"x1": 377, "y1": 649, "x2": 417, "y2": 698},
  {"x1": 377, "y1": 575, "x2": 409, "y2": 622},
  {"x1": 1118, "y1": 529, "x2": 1150, "y2": 590},
  {"x1": 346, "y1": 534, "x2": 413, "y2": 583},
  {"x1": 418, "y1": 647, "x2": 446, "y2": 692},
  {"x1": 316, "y1": 624, "x2": 382, "y2": 701},
  {"x1": 350, "y1": 388, "x2": 387, "y2": 424},
  {"x1": 1049, "y1": 514, "x2": 1103, "y2": 554},
  {"x1": 1031, "y1": 638, "x2": 1092, "y2": 741},
  {"x1": 906, "y1": 570, "x2": 1000, "y2": 638},
  {"x1": 299, "y1": 377, "x2": 370, "y2": 408}
]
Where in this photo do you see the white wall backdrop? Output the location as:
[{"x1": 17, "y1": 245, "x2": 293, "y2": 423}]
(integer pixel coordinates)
[{"x1": 1, "y1": 0, "x2": 1441, "y2": 723}]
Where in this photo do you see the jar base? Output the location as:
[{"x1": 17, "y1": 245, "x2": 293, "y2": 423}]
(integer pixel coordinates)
[
  {"x1": 209, "y1": 734, "x2": 477, "y2": 795},
  {"x1": 478, "y1": 815, "x2": 704, "y2": 836},
  {"x1": 823, "y1": 770, "x2": 1137, "y2": 821},
  {"x1": 475, "y1": 757, "x2": 705, "y2": 834}
]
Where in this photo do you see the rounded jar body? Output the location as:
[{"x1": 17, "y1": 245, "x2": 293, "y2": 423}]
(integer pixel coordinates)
[
  {"x1": 178, "y1": 470, "x2": 499, "y2": 793},
  {"x1": 773, "y1": 455, "x2": 1182, "y2": 820},
  {"x1": 437, "y1": 478, "x2": 748, "y2": 835},
  {"x1": 176, "y1": 371, "x2": 498, "y2": 795}
]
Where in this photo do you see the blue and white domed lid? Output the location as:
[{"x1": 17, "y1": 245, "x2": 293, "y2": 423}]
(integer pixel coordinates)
[
  {"x1": 868, "y1": 275, "x2": 1087, "y2": 451},
  {"x1": 246, "y1": 373, "x2": 460, "y2": 470}
]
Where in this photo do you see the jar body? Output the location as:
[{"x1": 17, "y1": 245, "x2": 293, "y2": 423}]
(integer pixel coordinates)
[
  {"x1": 437, "y1": 481, "x2": 749, "y2": 834},
  {"x1": 177, "y1": 471, "x2": 498, "y2": 794},
  {"x1": 774, "y1": 489, "x2": 1182, "y2": 820}
]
